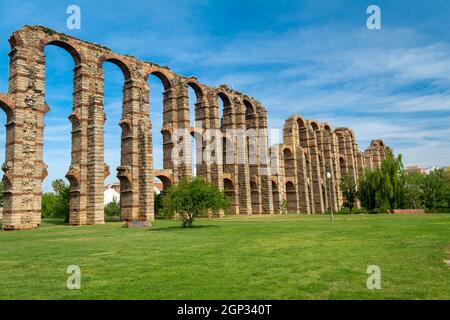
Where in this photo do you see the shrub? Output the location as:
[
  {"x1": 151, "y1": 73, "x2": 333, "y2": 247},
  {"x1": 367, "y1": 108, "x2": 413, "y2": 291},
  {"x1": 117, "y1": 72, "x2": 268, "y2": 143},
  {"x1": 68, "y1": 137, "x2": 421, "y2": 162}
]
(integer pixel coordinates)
[
  {"x1": 162, "y1": 177, "x2": 229, "y2": 227},
  {"x1": 154, "y1": 192, "x2": 164, "y2": 218},
  {"x1": 339, "y1": 175, "x2": 358, "y2": 213},
  {"x1": 104, "y1": 196, "x2": 120, "y2": 217},
  {"x1": 41, "y1": 192, "x2": 58, "y2": 219},
  {"x1": 358, "y1": 153, "x2": 406, "y2": 212},
  {"x1": 40, "y1": 179, "x2": 70, "y2": 222}
]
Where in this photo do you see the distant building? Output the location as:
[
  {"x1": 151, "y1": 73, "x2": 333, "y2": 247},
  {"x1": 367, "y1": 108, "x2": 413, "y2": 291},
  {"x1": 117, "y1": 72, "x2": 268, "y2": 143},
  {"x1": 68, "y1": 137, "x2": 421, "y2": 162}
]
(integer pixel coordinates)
[
  {"x1": 104, "y1": 180, "x2": 164, "y2": 204},
  {"x1": 104, "y1": 182, "x2": 120, "y2": 205},
  {"x1": 405, "y1": 166, "x2": 426, "y2": 174},
  {"x1": 406, "y1": 166, "x2": 447, "y2": 175}
]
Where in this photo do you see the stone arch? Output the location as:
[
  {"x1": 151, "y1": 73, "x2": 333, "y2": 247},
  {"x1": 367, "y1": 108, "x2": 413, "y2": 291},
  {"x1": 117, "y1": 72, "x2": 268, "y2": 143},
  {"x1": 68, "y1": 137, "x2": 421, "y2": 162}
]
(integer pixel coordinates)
[
  {"x1": 42, "y1": 40, "x2": 87, "y2": 225},
  {"x1": 296, "y1": 116, "x2": 308, "y2": 147},
  {"x1": 187, "y1": 80, "x2": 204, "y2": 102},
  {"x1": 43, "y1": 40, "x2": 83, "y2": 66},
  {"x1": 217, "y1": 91, "x2": 231, "y2": 129},
  {"x1": 154, "y1": 170, "x2": 173, "y2": 193},
  {"x1": 0, "y1": 94, "x2": 14, "y2": 118},
  {"x1": 323, "y1": 123, "x2": 332, "y2": 133},
  {"x1": 283, "y1": 147, "x2": 295, "y2": 178},
  {"x1": 99, "y1": 54, "x2": 132, "y2": 80},
  {"x1": 146, "y1": 69, "x2": 173, "y2": 91},
  {"x1": 309, "y1": 120, "x2": 320, "y2": 132}
]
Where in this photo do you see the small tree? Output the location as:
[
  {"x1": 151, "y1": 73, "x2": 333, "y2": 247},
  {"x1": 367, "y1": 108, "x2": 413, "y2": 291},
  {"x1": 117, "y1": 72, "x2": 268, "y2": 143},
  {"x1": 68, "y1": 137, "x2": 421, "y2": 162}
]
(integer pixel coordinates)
[
  {"x1": 154, "y1": 192, "x2": 164, "y2": 217},
  {"x1": 404, "y1": 171, "x2": 425, "y2": 209},
  {"x1": 48, "y1": 179, "x2": 71, "y2": 222},
  {"x1": 41, "y1": 192, "x2": 58, "y2": 219},
  {"x1": 421, "y1": 169, "x2": 447, "y2": 210},
  {"x1": 339, "y1": 175, "x2": 358, "y2": 213},
  {"x1": 104, "y1": 196, "x2": 120, "y2": 217},
  {"x1": 358, "y1": 153, "x2": 406, "y2": 212},
  {"x1": 162, "y1": 177, "x2": 229, "y2": 227}
]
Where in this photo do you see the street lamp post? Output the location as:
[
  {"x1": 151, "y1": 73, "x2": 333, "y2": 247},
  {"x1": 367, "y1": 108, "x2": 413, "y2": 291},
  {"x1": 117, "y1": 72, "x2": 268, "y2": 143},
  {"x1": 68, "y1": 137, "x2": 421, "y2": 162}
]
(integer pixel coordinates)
[{"x1": 326, "y1": 171, "x2": 334, "y2": 221}]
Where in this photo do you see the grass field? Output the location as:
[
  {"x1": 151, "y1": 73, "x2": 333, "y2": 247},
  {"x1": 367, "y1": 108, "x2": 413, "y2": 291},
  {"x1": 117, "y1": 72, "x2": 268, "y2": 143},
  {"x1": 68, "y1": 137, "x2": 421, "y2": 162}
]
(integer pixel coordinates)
[{"x1": 0, "y1": 214, "x2": 449, "y2": 300}]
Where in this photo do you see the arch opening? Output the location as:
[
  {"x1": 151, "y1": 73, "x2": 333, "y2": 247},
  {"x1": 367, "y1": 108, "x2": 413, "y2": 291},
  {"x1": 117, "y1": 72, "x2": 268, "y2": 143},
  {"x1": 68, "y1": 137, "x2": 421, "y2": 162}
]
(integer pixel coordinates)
[
  {"x1": 148, "y1": 74, "x2": 166, "y2": 171},
  {"x1": 43, "y1": 45, "x2": 76, "y2": 192},
  {"x1": 103, "y1": 61, "x2": 125, "y2": 196}
]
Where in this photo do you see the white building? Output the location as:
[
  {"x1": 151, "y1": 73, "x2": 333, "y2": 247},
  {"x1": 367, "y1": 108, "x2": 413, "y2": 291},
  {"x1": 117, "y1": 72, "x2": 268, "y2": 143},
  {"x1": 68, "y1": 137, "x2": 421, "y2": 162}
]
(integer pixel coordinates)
[{"x1": 103, "y1": 181, "x2": 164, "y2": 204}]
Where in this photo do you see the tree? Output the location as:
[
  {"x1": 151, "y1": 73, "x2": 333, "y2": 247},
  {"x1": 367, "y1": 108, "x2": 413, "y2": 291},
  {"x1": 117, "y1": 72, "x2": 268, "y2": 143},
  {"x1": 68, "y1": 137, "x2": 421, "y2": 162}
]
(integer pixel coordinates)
[
  {"x1": 40, "y1": 179, "x2": 71, "y2": 222},
  {"x1": 404, "y1": 171, "x2": 424, "y2": 209},
  {"x1": 154, "y1": 192, "x2": 164, "y2": 217},
  {"x1": 41, "y1": 192, "x2": 58, "y2": 219},
  {"x1": 421, "y1": 169, "x2": 447, "y2": 210},
  {"x1": 104, "y1": 196, "x2": 120, "y2": 217},
  {"x1": 339, "y1": 175, "x2": 358, "y2": 213},
  {"x1": 53, "y1": 180, "x2": 70, "y2": 222},
  {"x1": 358, "y1": 153, "x2": 406, "y2": 212},
  {"x1": 162, "y1": 177, "x2": 229, "y2": 227}
]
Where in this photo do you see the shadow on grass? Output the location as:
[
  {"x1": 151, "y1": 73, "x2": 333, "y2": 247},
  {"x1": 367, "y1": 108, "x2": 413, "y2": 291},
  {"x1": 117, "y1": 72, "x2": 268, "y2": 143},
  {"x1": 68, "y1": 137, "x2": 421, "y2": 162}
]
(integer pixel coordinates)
[{"x1": 149, "y1": 225, "x2": 219, "y2": 232}]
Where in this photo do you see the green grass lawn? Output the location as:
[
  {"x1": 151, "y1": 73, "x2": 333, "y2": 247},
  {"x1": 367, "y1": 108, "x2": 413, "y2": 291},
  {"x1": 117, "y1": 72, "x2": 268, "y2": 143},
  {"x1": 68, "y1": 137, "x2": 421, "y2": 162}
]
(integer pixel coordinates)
[{"x1": 0, "y1": 214, "x2": 449, "y2": 300}]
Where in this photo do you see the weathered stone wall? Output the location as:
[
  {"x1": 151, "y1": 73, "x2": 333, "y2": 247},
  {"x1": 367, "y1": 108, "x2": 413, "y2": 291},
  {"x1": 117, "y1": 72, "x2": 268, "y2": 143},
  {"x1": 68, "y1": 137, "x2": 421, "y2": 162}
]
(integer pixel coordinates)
[{"x1": 0, "y1": 26, "x2": 390, "y2": 230}]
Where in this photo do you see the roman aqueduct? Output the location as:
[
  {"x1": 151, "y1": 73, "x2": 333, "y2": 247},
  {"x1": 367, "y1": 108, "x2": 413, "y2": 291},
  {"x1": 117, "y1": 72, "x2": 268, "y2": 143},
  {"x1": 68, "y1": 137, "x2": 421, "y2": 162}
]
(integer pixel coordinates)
[{"x1": 0, "y1": 26, "x2": 389, "y2": 230}]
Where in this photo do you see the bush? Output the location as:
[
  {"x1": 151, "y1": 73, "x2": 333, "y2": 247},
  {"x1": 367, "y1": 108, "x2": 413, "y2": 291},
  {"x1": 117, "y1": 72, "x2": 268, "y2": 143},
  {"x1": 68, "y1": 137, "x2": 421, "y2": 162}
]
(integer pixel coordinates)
[
  {"x1": 41, "y1": 192, "x2": 58, "y2": 219},
  {"x1": 339, "y1": 175, "x2": 358, "y2": 213},
  {"x1": 358, "y1": 153, "x2": 407, "y2": 212},
  {"x1": 104, "y1": 196, "x2": 120, "y2": 217},
  {"x1": 162, "y1": 177, "x2": 229, "y2": 227},
  {"x1": 154, "y1": 192, "x2": 164, "y2": 218},
  {"x1": 41, "y1": 179, "x2": 70, "y2": 222}
]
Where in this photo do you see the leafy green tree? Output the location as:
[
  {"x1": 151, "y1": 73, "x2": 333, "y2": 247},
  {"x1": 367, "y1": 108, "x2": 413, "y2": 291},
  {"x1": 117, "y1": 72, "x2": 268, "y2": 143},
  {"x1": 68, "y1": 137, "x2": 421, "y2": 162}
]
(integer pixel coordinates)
[
  {"x1": 358, "y1": 153, "x2": 406, "y2": 212},
  {"x1": 104, "y1": 196, "x2": 120, "y2": 217},
  {"x1": 53, "y1": 180, "x2": 70, "y2": 222},
  {"x1": 41, "y1": 192, "x2": 58, "y2": 219},
  {"x1": 40, "y1": 179, "x2": 70, "y2": 222},
  {"x1": 404, "y1": 171, "x2": 425, "y2": 209},
  {"x1": 358, "y1": 169, "x2": 379, "y2": 212},
  {"x1": 154, "y1": 192, "x2": 164, "y2": 217},
  {"x1": 421, "y1": 169, "x2": 448, "y2": 210},
  {"x1": 339, "y1": 175, "x2": 358, "y2": 213},
  {"x1": 162, "y1": 177, "x2": 229, "y2": 227}
]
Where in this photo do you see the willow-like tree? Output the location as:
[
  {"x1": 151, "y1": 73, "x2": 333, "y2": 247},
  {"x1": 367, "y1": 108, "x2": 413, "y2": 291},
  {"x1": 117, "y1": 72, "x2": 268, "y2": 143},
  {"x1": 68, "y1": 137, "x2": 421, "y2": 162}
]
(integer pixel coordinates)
[
  {"x1": 358, "y1": 153, "x2": 406, "y2": 212},
  {"x1": 162, "y1": 177, "x2": 230, "y2": 227},
  {"x1": 339, "y1": 175, "x2": 358, "y2": 213}
]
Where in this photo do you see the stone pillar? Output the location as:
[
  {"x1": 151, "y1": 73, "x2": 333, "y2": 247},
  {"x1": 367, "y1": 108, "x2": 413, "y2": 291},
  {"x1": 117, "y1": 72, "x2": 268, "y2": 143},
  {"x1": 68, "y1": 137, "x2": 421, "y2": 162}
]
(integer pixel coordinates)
[
  {"x1": 2, "y1": 45, "x2": 46, "y2": 230},
  {"x1": 308, "y1": 128, "x2": 325, "y2": 213},
  {"x1": 175, "y1": 82, "x2": 192, "y2": 180},
  {"x1": 86, "y1": 93, "x2": 105, "y2": 225},
  {"x1": 137, "y1": 81, "x2": 154, "y2": 222},
  {"x1": 234, "y1": 99, "x2": 252, "y2": 215},
  {"x1": 118, "y1": 78, "x2": 153, "y2": 222},
  {"x1": 66, "y1": 64, "x2": 93, "y2": 225}
]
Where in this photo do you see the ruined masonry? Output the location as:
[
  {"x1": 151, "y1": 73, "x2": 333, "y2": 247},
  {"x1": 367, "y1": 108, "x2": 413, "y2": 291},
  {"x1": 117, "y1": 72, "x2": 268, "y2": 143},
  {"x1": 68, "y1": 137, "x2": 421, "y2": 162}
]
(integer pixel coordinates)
[{"x1": 0, "y1": 26, "x2": 389, "y2": 230}]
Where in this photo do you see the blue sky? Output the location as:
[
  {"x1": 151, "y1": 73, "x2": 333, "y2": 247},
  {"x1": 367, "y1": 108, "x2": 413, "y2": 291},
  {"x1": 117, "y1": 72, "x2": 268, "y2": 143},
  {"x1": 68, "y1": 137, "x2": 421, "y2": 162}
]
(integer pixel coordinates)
[{"x1": 0, "y1": 0, "x2": 449, "y2": 191}]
